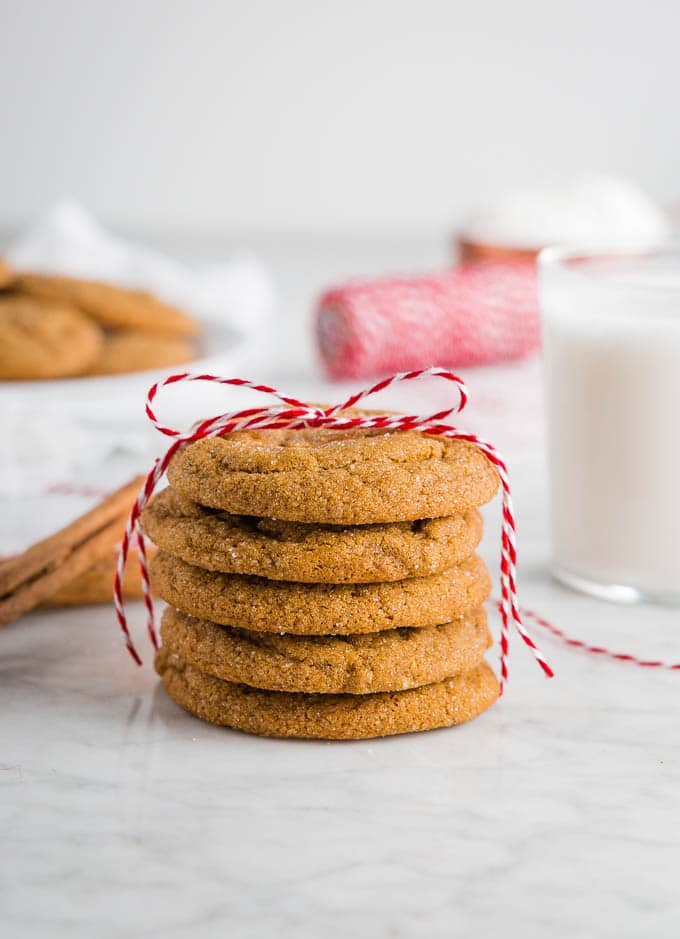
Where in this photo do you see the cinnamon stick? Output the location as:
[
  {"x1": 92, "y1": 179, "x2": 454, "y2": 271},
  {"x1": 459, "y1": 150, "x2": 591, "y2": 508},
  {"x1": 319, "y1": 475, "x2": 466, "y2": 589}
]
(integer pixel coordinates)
[{"x1": 0, "y1": 474, "x2": 144, "y2": 627}]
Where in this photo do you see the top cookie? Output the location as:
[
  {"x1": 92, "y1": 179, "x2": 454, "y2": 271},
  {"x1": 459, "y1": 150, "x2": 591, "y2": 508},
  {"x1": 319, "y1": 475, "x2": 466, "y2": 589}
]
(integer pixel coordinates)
[
  {"x1": 167, "y1": 428, "x2": 499, "y2": 524},
  {"x1": 12, "y1": 272, "x2": 199, "y2": 337}
]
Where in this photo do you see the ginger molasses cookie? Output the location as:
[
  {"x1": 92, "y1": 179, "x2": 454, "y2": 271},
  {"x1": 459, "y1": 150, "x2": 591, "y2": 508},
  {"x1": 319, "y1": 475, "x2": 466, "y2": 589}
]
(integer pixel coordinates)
[
  {"x1": 166, "y1": 427, "x2": 499, "y2": 524},
  {"x1": 13, "y1": 272, "x2": 199, "y2": 336},
  {"x1": 150, "y1": 551, "x2": 492, "y2": 634},
  {"x1": 0, "y1": 257, "x2": 12, "y2": 288},
  {"x1": 155, "y1": 649, "x2": 500, "y2": 739},
  {"x1": 0, "y1": 294, "x2": 102, "y2": 380},
  {"x1": 141, "y1": 488, "x2": 483, "y2": 583},
  {"x1": 88, "y1": 331, "x2": 196, "y2": 376},
  {"x1": 160, "y1": 605, "x2": 492, "y2": 694}
]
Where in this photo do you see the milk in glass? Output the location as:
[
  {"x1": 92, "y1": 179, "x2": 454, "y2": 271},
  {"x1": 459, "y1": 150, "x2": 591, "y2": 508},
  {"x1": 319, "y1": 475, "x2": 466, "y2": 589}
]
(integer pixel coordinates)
[{"x1": 540, "y1": 248, "x2": 680, "y2": 603}]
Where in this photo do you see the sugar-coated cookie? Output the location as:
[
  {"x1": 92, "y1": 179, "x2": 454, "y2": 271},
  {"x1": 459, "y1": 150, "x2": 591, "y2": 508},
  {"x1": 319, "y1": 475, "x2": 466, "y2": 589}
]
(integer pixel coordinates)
[
  {"x1": 160, "y1": 605, "x2": 492, "y2": 694},
  {"x1": 150, "y1": 551, "x2": 491, "y2": 634},
  {"x1": 142, "y1": 487, "x2": 483, "y2": 583},
  {"x1": 166, "y1": 427, "x2": 499, "y2": 524},
  {"x1": 156, "y1": 648, "x2": 500, "y2": 739}
]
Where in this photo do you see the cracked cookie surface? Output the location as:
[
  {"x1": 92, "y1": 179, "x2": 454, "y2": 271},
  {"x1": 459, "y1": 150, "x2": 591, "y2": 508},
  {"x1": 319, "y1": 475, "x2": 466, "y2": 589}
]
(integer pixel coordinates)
[
  {"x1": 150, "y1": 551, "x2": 491, "y2": 634},
  {"x1": 155, "y1": 648, "x2": 500, "y2": 739},
  {"x1": 166, "y1": 427, "x2": 499, "y2": 524},
  {"x1": 142, "y1": 488, "x2": 483, "y2": 583},
  {"x1": 160, "y1": 605, "x2": 491, "y2": 694}
]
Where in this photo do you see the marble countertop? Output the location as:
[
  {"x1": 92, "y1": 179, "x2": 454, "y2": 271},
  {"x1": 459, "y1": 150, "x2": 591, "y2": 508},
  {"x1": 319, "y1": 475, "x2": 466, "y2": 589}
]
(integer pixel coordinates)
[{"x1": 1, "y1": 234, "x2": 679, "y2": 938}]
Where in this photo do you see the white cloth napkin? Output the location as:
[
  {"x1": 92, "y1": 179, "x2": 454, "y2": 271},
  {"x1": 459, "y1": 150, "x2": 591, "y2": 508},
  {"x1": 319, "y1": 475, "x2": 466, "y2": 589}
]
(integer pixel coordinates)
[
  {"x1": 1, "y1": 203, "x2": 275, "y2": 508},
  {"x1": 7, "y1": 201, "x2": 274, "y2": 331}
]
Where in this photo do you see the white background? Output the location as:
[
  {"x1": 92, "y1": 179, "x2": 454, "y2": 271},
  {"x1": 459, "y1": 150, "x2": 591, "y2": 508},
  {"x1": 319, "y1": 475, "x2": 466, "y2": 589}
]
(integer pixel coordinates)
[{"x1": 2, "y1": 0, "x2": 679, "y2": 232}]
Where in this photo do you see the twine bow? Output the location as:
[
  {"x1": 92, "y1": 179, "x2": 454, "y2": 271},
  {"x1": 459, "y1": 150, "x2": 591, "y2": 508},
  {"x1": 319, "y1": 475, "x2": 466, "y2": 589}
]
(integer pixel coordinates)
[{"x1": 114, "y1": 366, "x2": 554, "y2": 690}]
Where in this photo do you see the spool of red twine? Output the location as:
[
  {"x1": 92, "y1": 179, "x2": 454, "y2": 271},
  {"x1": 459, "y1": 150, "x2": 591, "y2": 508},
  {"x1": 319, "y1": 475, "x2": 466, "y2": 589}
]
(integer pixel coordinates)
[{"x1": 316, "y1": 261, "x2": 540, "y2": 380}]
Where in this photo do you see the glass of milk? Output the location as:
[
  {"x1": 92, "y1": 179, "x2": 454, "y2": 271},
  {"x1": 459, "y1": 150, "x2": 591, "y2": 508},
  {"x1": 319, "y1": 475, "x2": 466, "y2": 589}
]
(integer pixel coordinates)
[{"x1": 540, "y1": 246, "x2": 680, "y2": 604}]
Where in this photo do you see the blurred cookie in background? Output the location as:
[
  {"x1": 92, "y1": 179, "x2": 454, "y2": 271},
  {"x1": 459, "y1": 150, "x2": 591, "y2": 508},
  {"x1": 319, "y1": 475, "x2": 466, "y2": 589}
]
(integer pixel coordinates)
[
  {"x1": 0, "y1": 294, "x2": 103, "y2": 380},
  {"x1": 0, "y1": 269, "x2": 200, "y2": 381},
  {"x1": 0, "y1": 257, "x2": 13, "y2": 288},
  {"x1": 88, "y1": 331, "x2": 196, "y2": 376},
  {"x1": 11, "y1": 271, "x2": 199, "y2": 337},
  {"x1": 0, "y1": 203, "x2": 273, "y2": 387}
]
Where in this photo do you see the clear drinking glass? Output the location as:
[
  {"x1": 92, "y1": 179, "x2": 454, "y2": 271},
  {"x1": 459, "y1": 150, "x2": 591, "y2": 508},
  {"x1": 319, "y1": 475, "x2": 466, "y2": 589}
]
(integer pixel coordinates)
[{"x1": 539, "y1": 246, "x2": 680, "y2": 605}]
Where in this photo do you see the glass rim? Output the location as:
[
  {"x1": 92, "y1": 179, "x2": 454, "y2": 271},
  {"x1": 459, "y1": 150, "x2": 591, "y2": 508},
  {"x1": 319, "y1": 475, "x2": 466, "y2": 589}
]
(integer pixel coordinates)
[{"x1": 538, "y1": 243, "x2": 680, "y2": 295}]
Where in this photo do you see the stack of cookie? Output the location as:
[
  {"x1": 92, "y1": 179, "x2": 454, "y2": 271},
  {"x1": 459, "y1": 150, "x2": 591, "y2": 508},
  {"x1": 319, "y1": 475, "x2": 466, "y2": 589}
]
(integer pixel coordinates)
[
  {"x1": 142, "y1": 424, "x2": 501, "y2": 740},
  {"x1": 0, "y1": 263, "x2": 199, "y2": 380}
]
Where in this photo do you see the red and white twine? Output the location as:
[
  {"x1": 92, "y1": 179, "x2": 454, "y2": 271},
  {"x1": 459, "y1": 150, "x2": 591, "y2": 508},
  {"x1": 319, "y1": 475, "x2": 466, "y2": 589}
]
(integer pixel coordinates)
[
  {"x1": 114, "y1": 367, "x2": 554, "y2": 689},
  {"x1": 521, "y1": 607, "x2": 680, "y2": 672}
]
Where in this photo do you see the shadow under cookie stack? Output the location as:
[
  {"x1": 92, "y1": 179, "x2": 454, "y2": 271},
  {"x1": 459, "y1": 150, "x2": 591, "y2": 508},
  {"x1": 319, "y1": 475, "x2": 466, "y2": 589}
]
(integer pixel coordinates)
[{"x1": 142, "y1": 424, "x2": 502, "y2": 740}]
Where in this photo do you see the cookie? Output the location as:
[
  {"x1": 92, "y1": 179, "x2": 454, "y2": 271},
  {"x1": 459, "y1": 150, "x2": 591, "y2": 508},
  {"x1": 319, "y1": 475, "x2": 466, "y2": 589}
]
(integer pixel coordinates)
[
  {"x1": 12, "y1": 272, "x2": 199, "y2": 337},
  {"x1": 160, "y1": 605, "x2": 491, "y2": 694},
  {"x1": 166, "y1": 427, "x2": 499, "y2": 524},
  {"x1": 0, "y1": 257, "x2": 12, "y2": 288},
  {"x1": 155, "y1": 649, "x2": 500, "y2": 739},
  {"x1": 0, "y1": 294, "x2": 102, "y2": 380},
  {"x1": 141, "y1": 488, "x2": 483, "y2": 583},
  {"x1": 150, "y1": 551, "x2": 491, "y2": 634},
  {"x1": 88, "y1": 331, "x2": 196, "y2": 376}
]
